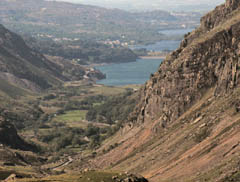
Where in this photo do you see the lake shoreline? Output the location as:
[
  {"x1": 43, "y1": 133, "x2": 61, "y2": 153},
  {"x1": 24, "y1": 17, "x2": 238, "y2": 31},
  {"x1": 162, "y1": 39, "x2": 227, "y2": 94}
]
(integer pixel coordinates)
[
  {"x1": 139, "y1": 56, "x2": 166, "y2": 59},
  {"x1": 95, "y1": 58, "x2": 163, "y2": 86}
]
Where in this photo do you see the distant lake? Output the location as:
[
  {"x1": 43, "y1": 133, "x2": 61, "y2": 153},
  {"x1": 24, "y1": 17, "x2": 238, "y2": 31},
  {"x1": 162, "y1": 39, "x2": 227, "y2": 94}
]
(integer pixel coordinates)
[
  {"x1": 96, "y1": 58, "x2": 163, "y2": 86},
  {"x1": 96, "y1": 28, "x2": 194, "y2": 86},
  {"x1": 130, "y1": 28, "x2": 194, "y2": 52},
  {"x1": 158, "y1": 28, "x2": 194, "y2": 36},
  {"x1": 130, "y1": 40, "x2": 181, "y2": 52}
]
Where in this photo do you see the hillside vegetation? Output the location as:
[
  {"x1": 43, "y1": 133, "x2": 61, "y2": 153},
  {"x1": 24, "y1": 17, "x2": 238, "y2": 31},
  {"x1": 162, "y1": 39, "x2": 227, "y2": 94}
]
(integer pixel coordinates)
[
  {"x1": 0, "y1": 24, "x2": 106, "y2": 95},
  {"x1": 23, "y1": 37, "x2": 138, "y2": 65},
  {"x1": 0, "y1": 0, "x2": 201, "y2": 44},
  {"x1": 2, "y1": 0, "x2": 240, "y2": 182}
]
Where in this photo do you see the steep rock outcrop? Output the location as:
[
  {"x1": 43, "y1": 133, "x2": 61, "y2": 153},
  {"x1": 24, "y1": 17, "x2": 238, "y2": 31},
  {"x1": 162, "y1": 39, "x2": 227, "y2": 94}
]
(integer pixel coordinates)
[
  {"x1": 88, "y1": 1, "x2": 240, "y2": 182},
  {"x1": 129, "y1": 0, "x2": 240, "y2": 128},
  {"x1": 201, "y1": 0, "x2": 240, "y2": 30}
]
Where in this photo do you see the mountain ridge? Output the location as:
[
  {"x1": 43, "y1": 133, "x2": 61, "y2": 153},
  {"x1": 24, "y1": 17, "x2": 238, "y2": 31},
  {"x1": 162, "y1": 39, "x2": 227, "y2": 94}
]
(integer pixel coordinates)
[
  {"x1": 0, "y1": 24, "x2": 64, "y2": 90},
  {"x1": 131, "y1": 0, "x2": 240, "y2": 126},
  {"x1": 79, "y1": 1, "x2": 240, "y2": 181},
  {"x1": 53, "y1": 0, "x2": 224, "y2": 11},
  {"x1": 1, "y1": 1, "x2": 240, "y2": 182},
  {"x1": 0, "y1": 0, "x2": 200, "y2": 44}
]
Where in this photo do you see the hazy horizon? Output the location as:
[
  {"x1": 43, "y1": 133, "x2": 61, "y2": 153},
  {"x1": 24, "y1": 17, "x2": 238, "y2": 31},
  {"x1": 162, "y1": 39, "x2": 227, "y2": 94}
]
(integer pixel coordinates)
[{"x1": 50, "y1": 0, "x2": 226, "y2": 11}]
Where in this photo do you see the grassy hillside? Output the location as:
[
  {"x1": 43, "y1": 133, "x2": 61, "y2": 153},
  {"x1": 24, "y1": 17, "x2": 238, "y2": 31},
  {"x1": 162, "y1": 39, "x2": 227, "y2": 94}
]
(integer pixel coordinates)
[
  {"x1": 0, "y1": 77, "x2": 29, "y2": 98},
  {"x1": 0, "y1": 24, "x2": 64, "y2": 90}
]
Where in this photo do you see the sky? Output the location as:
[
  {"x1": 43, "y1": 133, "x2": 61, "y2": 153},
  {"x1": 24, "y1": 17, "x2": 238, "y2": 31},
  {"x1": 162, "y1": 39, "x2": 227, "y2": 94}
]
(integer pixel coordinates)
[{"x1": 51, "y1": 0, "x2": 226, "y2": 11}]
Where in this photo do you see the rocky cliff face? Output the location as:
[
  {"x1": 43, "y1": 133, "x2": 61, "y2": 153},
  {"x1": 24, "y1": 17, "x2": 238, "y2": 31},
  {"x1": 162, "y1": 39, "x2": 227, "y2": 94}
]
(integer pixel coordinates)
[
  {"x1": 87, "y1": 1, "x2": 240, "y2": 182},
  {"x1": 201, "y1": 0, "x2": 240, "y2": 30},
  {"x1": 129, "y1": 0, "x2": 240, "y2": 128}
]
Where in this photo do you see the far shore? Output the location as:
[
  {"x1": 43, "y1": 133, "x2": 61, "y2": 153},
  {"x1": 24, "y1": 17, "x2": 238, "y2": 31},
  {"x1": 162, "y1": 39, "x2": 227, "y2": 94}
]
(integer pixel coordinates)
[
  {"x1": 86, "y1": 56, "x2": 166, "y2": 68},
  {"x1": 139, "y1": 56, "x2": 166, "y2": 59}
]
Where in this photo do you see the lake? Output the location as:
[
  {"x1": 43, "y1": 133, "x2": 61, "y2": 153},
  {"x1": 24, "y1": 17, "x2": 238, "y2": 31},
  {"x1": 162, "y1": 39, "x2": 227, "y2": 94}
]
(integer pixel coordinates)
[
  {"x1": 96, "y1": 28, "x2": 194, "y2": 86},
  {"x1": 130, "y1": 40, "x2": 181, "y2": 52},
  {"x1": 130, "y1": 28, "x2": 194, "y2": 52},
  {"x1": 158, "y1": 28, "x2": 194, "y2": 36},
  {"x1": 96, "y1": 58, "x2": 163, "y2": 86}
]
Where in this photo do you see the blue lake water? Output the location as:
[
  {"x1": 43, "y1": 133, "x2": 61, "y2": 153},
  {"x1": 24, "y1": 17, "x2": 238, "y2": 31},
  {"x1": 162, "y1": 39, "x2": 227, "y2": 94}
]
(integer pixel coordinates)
[
  {"x1": 96, "y1": 28, "x2": 194, "y2": 86},
  {"x1": 130, "y1": 28, "x2": 194, "y2": 52},
  {"x1": 158, "y1": 28, "x2": 194, "y2": 36},
  {"x1": 130, "y1": 40, "x2": 181, "y2": 52},
  {"x1": 96, "y1": 58, "x2": 163, "y2": 86}
]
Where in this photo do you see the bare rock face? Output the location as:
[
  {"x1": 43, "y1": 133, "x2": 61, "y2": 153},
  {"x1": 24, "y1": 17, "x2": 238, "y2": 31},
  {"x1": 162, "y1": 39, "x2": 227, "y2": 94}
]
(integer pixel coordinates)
[
  {"x1": 129, "y1": 0, "x2": 240, "y2": 128},
  {"x1": 201, "y1": 0, "x2": 240, "y2": 30}
]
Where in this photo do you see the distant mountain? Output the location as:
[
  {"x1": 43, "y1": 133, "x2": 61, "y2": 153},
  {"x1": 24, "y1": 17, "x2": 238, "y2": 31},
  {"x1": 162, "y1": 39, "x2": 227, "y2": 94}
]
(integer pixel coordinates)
[
  {"x1": 0, "y1": 0, "x2": 201, "y2": 44},
  {"x1": 53, "y1": 0, "x2": 225, "y2": 11}
]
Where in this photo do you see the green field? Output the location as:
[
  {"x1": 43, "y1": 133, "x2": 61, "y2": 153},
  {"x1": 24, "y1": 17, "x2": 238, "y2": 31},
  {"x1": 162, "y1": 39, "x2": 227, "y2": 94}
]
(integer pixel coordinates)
[
  {"x1": 53, "y1": 110, "x2": 88, "y2": 128},
  {"x1": 14, "y1": 171, "x2": 128, "y2": 182}
]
